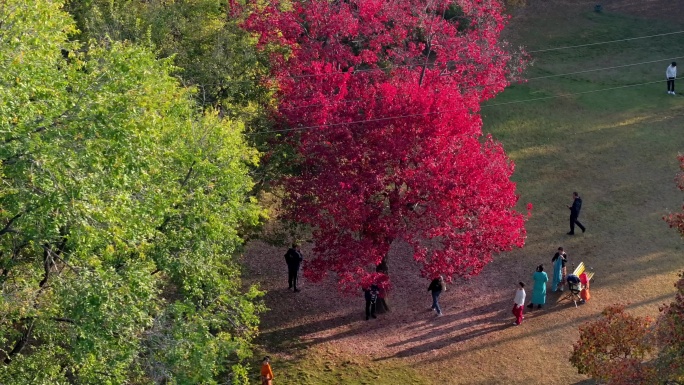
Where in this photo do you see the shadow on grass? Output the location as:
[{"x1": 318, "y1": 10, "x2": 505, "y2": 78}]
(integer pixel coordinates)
[
  {"x1": 570, "y1": 380, "x2": 596, "y2": 385},
  {"x1": 258, "y1": 297, "x2": 515, "y2": 356},
  {"x1": 402, "y1": 291, "x2": 675, "y2": 365}
]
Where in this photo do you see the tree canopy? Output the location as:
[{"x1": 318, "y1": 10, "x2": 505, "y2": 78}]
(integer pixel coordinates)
[
  {"x1": 241, "y1": 0, "x2": 528, "y2": 292},
  {"x1": 0, "y1": 1, "x2": 262, "y2": 383},
  {"x1": 66, "y1": 0, "x2": 271, "y2": 112}
]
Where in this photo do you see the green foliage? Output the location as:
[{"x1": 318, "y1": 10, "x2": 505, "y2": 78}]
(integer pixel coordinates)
[
  {"x1": 66, "y1": 0, "x2": 272, "y2": 113},
  {"x1": 0, "y1": 1, "x2": 263, "y2": 383}
]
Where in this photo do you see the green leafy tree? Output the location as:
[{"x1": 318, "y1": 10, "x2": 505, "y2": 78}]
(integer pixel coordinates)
[
  {"x1": 65, "y1": 0, "x2": 299, "y2": 208},
  {"x1": 0, "y1": 1, "x2": 262, "y2": 384},
  {"x1": 66, "y1": 0, "x2": 272, "y2": 112}
]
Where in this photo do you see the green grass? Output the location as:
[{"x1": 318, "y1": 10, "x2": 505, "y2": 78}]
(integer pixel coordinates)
[
  {"x1": 250, "y1": 347, "x2": 430, "y2": 385},
  {"x1": 252, "y1": 5, "x2": 684, "y2": 384}
]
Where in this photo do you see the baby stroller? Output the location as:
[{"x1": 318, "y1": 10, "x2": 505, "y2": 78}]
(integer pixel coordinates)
[{"x1": 564, "y1": 274, "x2": 582, "y2": 307}]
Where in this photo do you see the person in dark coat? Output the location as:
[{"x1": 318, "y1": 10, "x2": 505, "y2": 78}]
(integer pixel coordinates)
[
  {"x1": 364, "y1": 284, "x2": 379, "y2": 320},
  {"x1": 567, "y1": 192, "x2": 586, "y2": 235},
  {"x1": 284, "y1": 243, "x2": 303, "y2": 292},
  {"x1": 428, "y1": 275, "x2": 446, "y2": 316}
]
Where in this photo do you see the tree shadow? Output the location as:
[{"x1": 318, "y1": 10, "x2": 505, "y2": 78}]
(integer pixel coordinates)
[
  {"x1": 570, "y1": 380, "x2": 596, "y2": 385},
  {"x1": 256, "y1": 312, "x2": 358, "y2": 355},
  {"x1": 413, "y1": 291, "x2": 675, "y2": 365},
  {"x1": 386, "y1": 322, "x2": 511, "y2": 359}
]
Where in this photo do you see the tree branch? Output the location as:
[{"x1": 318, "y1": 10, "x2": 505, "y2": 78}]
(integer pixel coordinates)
[
  {"x1": 2, "y1": 318, "x2": 34, "y2": 364},
  {"x1": 50, "y1": 317, "x2": 76, "y2": 325},
  {"x1": 179, "y1": 161, "x2": 196, "y2": 189},
  {"x1": 0, "y1": 212, "x2": 22, "y2": 237}
]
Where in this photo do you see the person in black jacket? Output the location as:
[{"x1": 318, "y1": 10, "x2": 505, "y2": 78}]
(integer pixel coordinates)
[
  {"x1": 428, "y1": 276, "x2": 446, "y2": 317},
  {"x1": 567, "y1": 192, "x2": 586, "y2": 235},
  {"x1": 284, "y1": 243, "x2": 303, "y2": 292},
  {"x1": 364, "y1": 284, "x2": 379, "y2": 320}
]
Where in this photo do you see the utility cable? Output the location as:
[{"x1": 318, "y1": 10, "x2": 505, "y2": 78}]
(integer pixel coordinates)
[
  {"x1": 275, "y1": 57, "x2": 683, "y2": 112},
  {"x1": 250, "y1": 79, "x2": 665, "y2": 135},
  {"x1": 200, "y1": 30, "x2": 684, "y2": 85},
  {"x1": 528, "y1": 30, "x2": 684, "y2": 53}
]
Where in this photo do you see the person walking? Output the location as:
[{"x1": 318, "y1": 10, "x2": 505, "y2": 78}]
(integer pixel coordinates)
[
  {"x1": 567, "y1": 192, "x2": 586, "y2": 235},
  {"x1": 364, "y1": 284, "x2": 379, "y2": 320},
  {"x1": 512, "y1": 281, "x2": 526, "y2": 326},
  {"x1": 527, "y1": 264, "x2": 548, "y2": 310},
  {"x1": 428, "y1": 275, "x2": 446, "y2": 317},
  {"x1": 667, "y1": 61, "x2": 677, "y2": 95},
  {"x1": 284, "y1": 243, "x2": 303, "y2": 292},
  {"x1": 260, "y1": 356, "x2": 274, "y2": 385},
  {"x1": 551, "y1": 247, "x2": 567, "y2": 292}
]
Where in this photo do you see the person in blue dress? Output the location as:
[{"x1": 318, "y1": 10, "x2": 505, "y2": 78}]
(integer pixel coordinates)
[
  {"x1": 551, "y1": 247, "x2": 567, "y2": 292},
  {"x1": 527, "y1": 264, "x2": 548, "y2": 310}
]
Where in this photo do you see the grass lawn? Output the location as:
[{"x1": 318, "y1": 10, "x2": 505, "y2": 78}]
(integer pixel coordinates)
[{"x1": 244, "y1": 2, "x2": 684, "y2": 384}]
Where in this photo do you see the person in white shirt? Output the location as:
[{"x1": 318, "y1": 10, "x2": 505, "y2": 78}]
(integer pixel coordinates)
[
  {"x1": 512, "y1": 281, "x2": 526, "y2": 325},
  {"x1": 666, "y1": 62, "x2": 677, "y2": 95}
]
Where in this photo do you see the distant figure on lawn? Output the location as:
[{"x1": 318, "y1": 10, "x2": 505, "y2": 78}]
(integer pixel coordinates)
[
  {"x1": 260, "y1": 356, "x2": 274, "y2": 385},
  {"x1": 527, "y1": 264, "x2": 548, "y2": 310},
  {"x1": 552, "y1": 247, "x2": 567, "y2": 292},
  {"x1": 567, "y1": 192, "x2": 586, "y2": 235},
  {"x1": 512, "y1": 281, "x2": 526, "y2": 326},
  {"x1": 284, "y1": 243, "x2": 303, "y2": 292},
  {"x1": 364, "y1": 284, "x2": 379, "y2": 320},
  {"x1": 666, "y1": 61, "x2": 677, "y2": 95},
  {"x1": 428, "y1": 275, "x2": 446, "y2": 317}
]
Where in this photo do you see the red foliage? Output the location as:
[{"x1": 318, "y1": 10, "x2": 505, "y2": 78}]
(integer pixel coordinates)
[
  {"x1": 570, "y1": 305, "x2": 655, "y2": 385},
  {"x1": 663, "y1": 155, "x2": 684, "y2": 237},
  {"x1": 656, "y1": 272, "x2": 684, "y2": 381},
  {"x1": 242, "y1": 0, "x2": 527, "y2": 292}
]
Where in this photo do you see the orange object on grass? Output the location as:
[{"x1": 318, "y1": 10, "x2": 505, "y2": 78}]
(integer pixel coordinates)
[{"x1": 579, "y1": 272, "x2": 591, "y2": 302}]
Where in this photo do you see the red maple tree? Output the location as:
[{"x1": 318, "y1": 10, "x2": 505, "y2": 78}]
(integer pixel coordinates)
[
  {"x1": 570, "y1": 305, "x2": 656, "y2": 385},
  {"x1": 242, "y1": 0, "x2": 528, "y2": 292},
  {"x1": 658, "y1": 154, "x2": 684, "y2": 381},
  {"x1": 664, "y1": 154, "x2": 684, "y2": 236}
]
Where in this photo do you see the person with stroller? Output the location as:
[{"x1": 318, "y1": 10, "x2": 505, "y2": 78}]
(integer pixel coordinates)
[{"x1": 552, "y1": 247, "x2": 567, "y2": 292}]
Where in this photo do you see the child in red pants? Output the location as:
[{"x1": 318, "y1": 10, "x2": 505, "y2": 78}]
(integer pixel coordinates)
[{"x1": 512, "y1": 282, "x2": 526, "y2": 325}]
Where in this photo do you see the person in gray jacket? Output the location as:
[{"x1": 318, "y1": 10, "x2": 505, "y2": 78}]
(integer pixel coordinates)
[{"x1": 666, "y1": 62, "x2": 677, "y2": 95}]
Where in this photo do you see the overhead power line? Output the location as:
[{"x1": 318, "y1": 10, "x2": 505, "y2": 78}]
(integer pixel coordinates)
[
  {"x1": 528, "y1": 30, "x2": 684, "y2": 53},
  {"x1": 275, "y1": 56, "x2": 684, "y2": 112},
  {"x1": 192, "y1": 31, "x2": 684, "y2": 85},
  {"x1": 250, "y1": 79, "x2": 664, "y2": 135},
  {"x1": 526, "y1": 56, "x2": 684, "y2": 80}
]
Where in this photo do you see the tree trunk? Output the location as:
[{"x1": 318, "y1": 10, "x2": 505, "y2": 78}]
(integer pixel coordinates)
[{"x1": 375, "y1": 256, "x2": 390, "y2": 313}]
